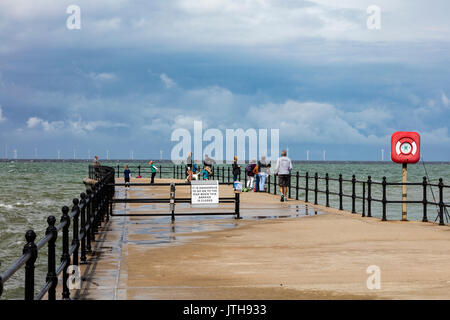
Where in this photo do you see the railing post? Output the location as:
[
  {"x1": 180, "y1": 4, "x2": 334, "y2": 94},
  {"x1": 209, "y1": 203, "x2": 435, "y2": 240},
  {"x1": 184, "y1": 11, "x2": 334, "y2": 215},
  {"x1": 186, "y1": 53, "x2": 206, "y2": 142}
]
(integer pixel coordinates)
[
  {"x1": 273, "y1": 173, "x2": 277, "y2": 195},
  {"x1": 296, "y1": 171, "x2": 299, "y2": 200},
  {"x1": 60, "y1": 206, "x2": 71, "y2": 300},
  {"x1": 80, "y1": 193, "x2": 87, "y2": 263},
  {"x1": 138, "y1": 165, "x2": 141, "y2": 177},
  {"x1": 23, "y1": 230, "x2": 37, "y2": 301},
  {"x1": 351, "y1": 175, "x2": 356, "y2": 213},
  {"x1": 235, "y1": 192, "x2": 241, "y2": 219},
  {"x1": 422, "y1": 176, "x2": 428, "y2": 222},
  {"x1": 244, "y1": 169, "x2": 247, "y2": 187},
  {"x1": 268, "y1": 174, "x2": 271, "y2": 194},
  {"x1": 382, "y1": 176, "x2": 387, "y2": 221},
  {"x1": 72, "y1": 198, "x2": 80, "y2": 267},
  {"x1": 305, "y1": 172, "x2": 309, "y2": 203},
  {"x1": 45, "y1": 216, "x2": 58, "y2": 300},
  {"x1": 325, "y1": 173, "x2": 329, "y2": 207},
  {"x1": 173, "y1": 165, "x2": 175, "y2": 179},
  {"x1": 367, "y1": 176, "x2": 372, "y2": 217},
  {"x1": 100, "y1": 183, "x2": 105, "y2": 223},
  {"x1": 438, "y1": 178, "x2": 445, "y2": 226},
  {"x1": 362, "y1": 182, "x2": 366, "y2": 217},
  {"x1": 117, "y1": 165, "x2": 120, "y2": 178},
  {"x1": 314, "y1": 172, "x2": 318, "y2": 205},
  {"x1": 170, "y1": 183, "x2": 175, "y2": 222},
  {"x1": 86, "y1": 189, "x2": 92, "y2": 253},
  {"x1": 339, "y1": 174, "x2": 343, "y2": 210},
  {"x1": 222, "y1": 166, "x2": 225, "y2": 183},
  {"x1": 92, "y1": 184, "x2": 99, "y2": 235},
  {"x1": 228, "y1": 167, "x2": 230, "y2": 183},
  {"x1": 160, "y1": 165, "x2": 162, "y2": 179},
  {"x1": 288, "y1": 172, "x2": 292, "y2": 199}
]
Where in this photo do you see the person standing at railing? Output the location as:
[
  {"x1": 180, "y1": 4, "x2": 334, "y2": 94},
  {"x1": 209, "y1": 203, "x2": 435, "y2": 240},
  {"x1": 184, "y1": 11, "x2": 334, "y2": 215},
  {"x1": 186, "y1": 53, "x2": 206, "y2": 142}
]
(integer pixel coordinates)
[
  {"x1": 186, "y1": 152, "x2": 193, "y2": 182},
  {"x1": 94, "y1": 155, "x2": 101, "y2": 180},
  {"x1": 202, "y1": 166, "x2": 210, "y2": 180},
  {"x1": 124, "y1": 165, "x2": 131, "y2": 188},
  {"x1": 253, "y1": 162, "x2": 260, "y2": 192},
  {"x1": 245, "y1": 160, "x2": 257, "y2": 191},
  {"x1": 258, "y1": 156, "x2": 270, "y2": 192},
  {"x1": 232, "y1": 156, "x2": 241, "y2": 182},
  {"x1": 275, "y1": 150, "x2": 292, "y2": 202},
  {"x1": 148, "y1": 160, "x2": 159, "y2": 184}
]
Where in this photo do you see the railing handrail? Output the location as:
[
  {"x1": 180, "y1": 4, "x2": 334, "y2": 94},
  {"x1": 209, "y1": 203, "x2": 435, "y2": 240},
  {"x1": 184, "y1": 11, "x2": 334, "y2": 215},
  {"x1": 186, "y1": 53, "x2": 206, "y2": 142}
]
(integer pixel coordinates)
[{"x1": 0, "y1": 165, "x2": 115, "y2": 300}]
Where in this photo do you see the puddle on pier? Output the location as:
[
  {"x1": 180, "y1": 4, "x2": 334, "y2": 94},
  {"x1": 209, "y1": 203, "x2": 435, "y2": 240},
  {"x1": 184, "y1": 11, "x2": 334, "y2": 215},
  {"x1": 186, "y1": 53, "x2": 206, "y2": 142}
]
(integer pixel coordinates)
[{"x1": 113, "y1": 199, "x2": 325, "y2": 249}]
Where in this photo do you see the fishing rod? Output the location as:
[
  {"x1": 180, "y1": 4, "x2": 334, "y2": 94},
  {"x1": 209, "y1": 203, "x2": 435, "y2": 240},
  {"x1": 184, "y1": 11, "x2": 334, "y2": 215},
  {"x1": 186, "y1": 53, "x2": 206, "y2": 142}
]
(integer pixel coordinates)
[{"x1": 421, "y1": 156, "x2": 450, "y2": 223}]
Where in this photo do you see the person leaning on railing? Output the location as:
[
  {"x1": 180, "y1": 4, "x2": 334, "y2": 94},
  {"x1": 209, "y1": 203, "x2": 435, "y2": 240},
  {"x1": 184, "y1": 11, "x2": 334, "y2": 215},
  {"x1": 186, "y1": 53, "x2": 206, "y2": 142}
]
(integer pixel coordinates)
[
  {"x1": 94, "y1": 155, "x2": 101, "y2": 180},
  {"x1": 232, "y1": 156, "x2": 241, "y2": 182}
]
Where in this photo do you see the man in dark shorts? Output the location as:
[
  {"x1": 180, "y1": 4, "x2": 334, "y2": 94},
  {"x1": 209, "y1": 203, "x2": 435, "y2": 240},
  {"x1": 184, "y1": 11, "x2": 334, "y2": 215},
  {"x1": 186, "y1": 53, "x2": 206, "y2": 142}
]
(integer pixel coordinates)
[{"x1": 275, "y1": 150, "x2": 293, "y2": 202}]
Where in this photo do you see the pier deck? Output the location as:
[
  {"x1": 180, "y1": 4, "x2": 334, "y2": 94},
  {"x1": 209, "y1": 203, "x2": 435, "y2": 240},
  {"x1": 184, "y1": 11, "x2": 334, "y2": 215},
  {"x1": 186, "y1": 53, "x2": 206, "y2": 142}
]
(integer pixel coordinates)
[{"x1": 74, "y1": 178, "x2": 450, "y2": 300}]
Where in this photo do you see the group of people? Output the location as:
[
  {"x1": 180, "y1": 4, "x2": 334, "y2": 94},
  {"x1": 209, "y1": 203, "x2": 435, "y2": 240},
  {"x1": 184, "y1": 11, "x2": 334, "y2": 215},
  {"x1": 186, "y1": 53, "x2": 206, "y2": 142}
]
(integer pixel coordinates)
[
  {"x1": 185, "y1": 152, "x2": 215, "y2": 182},
  {"x1": 96, "y1": 149, "x2": 293, "y2": 201},
  {"x1": 241, "y1": 156, "x2": 271, "y2": 192},
  {"x1": 185, "y1": 150, "x2": 293, "y2": 202}
]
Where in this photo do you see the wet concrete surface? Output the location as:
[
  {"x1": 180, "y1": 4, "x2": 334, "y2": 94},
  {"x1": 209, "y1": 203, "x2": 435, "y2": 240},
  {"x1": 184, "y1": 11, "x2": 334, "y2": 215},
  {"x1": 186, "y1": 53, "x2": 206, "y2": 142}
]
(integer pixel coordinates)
[{"x1": 73, "y1": 179, "x2": 327, "y2": 299}]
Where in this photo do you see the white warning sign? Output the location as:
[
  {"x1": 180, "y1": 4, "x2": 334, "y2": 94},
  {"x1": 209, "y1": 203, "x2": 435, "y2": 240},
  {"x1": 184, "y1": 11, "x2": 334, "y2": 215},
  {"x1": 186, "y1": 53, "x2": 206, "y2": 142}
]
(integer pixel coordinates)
[{"x1": 191, "y1": 180, "x2": 219, "y2": 207}]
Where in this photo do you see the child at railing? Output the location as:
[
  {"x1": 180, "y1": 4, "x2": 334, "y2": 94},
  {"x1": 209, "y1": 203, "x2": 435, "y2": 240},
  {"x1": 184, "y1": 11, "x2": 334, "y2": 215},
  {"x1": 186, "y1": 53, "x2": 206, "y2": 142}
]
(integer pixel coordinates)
[{"x1": 124, "y1": 165, "x2": 131, "y2": 188}]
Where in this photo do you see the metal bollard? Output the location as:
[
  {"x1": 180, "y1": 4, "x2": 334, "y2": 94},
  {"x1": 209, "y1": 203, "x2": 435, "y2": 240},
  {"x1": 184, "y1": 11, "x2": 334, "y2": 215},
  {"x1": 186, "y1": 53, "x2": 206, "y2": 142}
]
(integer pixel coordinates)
[
  {"x1": 422, "y1": 176, "x2": 428, "y2": 222},
  {"x1": 367, "y1": 176, "x2": 372, "y2": 217},
  {"x1": 235, "y1": 192, "x2": 241, "y2": 219},
  {"x1": 362, "y1": 182, "x2": 366, "y2": 217},
  {"x1": 60, "y1": 206, "x2": 71, "y2": 300},
  {"x1": 351, "y1": 175, "x2": 356, "y2": 213},
  {"x1": 305, "y1": 172, "x2": 309, "y2": 203},
  {"x1": 45, "y1": 216, "x2": 58, "y2": 300},
  {"x1": 314, "y1": 173, "x2": 318, "y2": 205},
  {"x1": 86, "y1": 189, "x2": 92, "y2": 252},
  {"x1": 79, "y1": 193, "x2": 87, "y2": 263},
  {"x1": 438, "y1": 178, "x2": 445, "y2": 226},
  {"x1": 23, "y1": 230, "x2": 38, "y2": 301},
  {"x1": 72, "y1": 198, "x2": 80, "y2": 267},
  {"x1": 382, "y1": 177, "x2": 387, "y2": 221},
  {"x1": 339, "y1": 174, "x2": 343, "y2": 210},
  {"x1": 170, "y1": 183, "x2": 175, "y2": 222}
]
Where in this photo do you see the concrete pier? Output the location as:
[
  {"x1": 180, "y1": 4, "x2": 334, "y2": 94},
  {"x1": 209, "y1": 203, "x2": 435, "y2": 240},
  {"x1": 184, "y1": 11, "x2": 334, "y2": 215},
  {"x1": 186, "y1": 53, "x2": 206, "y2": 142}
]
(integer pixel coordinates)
[{"x1": 73, "y1": 178, "x2": 450, "y2": 300}]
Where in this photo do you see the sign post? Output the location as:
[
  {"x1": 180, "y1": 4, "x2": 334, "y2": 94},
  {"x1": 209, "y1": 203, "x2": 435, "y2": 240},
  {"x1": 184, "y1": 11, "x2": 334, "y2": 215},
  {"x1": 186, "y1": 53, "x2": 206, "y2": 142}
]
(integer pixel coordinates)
[
  {"x1": 402, "y1": 163, "x2": 407, "y2": 221},
  {"x1": 391, "y1": 131, "x2": 420, "y2": 221},
  {"x1": 191, "y1": 180, "x2": 219, "y2": 207}
]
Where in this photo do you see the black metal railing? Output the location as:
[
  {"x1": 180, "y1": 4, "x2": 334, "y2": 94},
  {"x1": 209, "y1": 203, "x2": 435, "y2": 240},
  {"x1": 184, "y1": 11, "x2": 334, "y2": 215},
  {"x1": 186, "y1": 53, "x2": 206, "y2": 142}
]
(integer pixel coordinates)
[
  {"x1": 111, "y1": 182, "x2": 241, "y2": 220},
  {"x1": 166, "y1": 164, "x2": 449, "y2": 226},
  {"x1": 0, "y1": 166, "x2": 115, "y2": 300}
]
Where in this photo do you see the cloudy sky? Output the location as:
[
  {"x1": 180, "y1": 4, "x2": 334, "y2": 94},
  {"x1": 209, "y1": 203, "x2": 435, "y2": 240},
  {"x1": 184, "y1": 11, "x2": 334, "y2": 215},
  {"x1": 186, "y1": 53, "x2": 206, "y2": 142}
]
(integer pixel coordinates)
[{"x1": 1, "y1": 0, "x2": 450, "y2": 161}]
